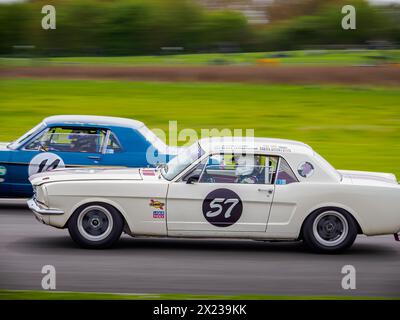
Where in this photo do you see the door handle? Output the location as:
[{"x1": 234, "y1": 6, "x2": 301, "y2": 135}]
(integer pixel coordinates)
[
  {"x1": 258, "y1": 188, "x2": 274, "y2": 194},
  {"x1": 88, "y1": 156, "x2": 101, "y2": 160}
]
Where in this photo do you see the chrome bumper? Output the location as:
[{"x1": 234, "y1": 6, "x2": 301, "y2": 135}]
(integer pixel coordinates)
[{"x1": 27, "y1": 198, "x2": 64, "y2": 215}]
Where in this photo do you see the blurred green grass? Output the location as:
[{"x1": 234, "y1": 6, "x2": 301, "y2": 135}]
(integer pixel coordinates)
[
  {"x1": 1, "y1": 50, "x2": 400, "y2": 67},
  {"x1": 0, "y1": 79, "x2": 399, "y2": 177}
]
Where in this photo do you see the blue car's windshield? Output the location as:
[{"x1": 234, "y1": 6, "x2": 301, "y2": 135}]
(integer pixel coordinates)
[{"x1": 7, "y1": 122, "x2": 46, "y2": 150}]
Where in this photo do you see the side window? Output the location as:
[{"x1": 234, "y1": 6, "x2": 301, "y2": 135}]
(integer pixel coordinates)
[
  {"x1": 105, "y1": 132, "x2": 123, "y2": 154},
  {"x1": 24, "y1": 127, "x2": 106, "y2": 153},
  {"x1": 181, "y1": 161, "x2": 205, "y2": 182},
  {"x1": 181, "y1": 153, "x2": 220, "y2": 182},
  {"x1": 275, "y1": 158, "x2": 298, "y2": 185},
  {"x1": 199, "y1": 154, "x2": 278, "y2": 185}
]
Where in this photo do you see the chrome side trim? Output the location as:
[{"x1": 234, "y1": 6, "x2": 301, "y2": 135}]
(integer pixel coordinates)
[
  {"x1": 0, "y1": 198, "x2": 28, "y2": 206},
  {"x1": 27, "y1": 198, "x2": 64, "y2": 215}
]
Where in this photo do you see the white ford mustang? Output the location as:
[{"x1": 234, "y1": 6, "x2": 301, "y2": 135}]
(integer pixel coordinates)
[{"x1": 28, "y1": 137, "x2": 400, "y2": 253}]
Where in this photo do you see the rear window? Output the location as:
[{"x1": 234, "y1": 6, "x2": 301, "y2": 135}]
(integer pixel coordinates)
[
  {"x1": 313, "y1": 152, "x2": 342, "y2": 181},
  {"x1": 275, "y1": 158, "x2": 298, "y2": 185}
]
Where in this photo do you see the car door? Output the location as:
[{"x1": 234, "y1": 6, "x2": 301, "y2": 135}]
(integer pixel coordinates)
[
  {"x1": 9, "y1": 126, "x2": 107, "y2": 196},
  {"x1": 166, "y1": 153, "x2": 278, "y2": 233},
  {"x1": 265, "y1": 157, "x2": 302, "y2": 234}
]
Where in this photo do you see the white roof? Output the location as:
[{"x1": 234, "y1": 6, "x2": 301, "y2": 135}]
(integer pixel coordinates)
[
  {"x1": 198, "y1": 137, "x2": 314, "y2": 156},
  {"x1": 42, "y1": 115, "x2": 180, "y2": 154},
  {"x1": 43, "y1": 115, "x2": 145, "y2": 129}
]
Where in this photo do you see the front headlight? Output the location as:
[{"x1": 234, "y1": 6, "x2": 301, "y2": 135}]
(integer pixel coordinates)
[
  {"x1": 34, "y1": 185, "x2": 48, "y2": 206},
  {"x1": 32, "y1": 185, "x2": 37, "y2": 199}
]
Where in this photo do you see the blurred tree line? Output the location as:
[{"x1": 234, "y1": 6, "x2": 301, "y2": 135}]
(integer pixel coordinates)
[{"x1": 0, "y1": 0, "x2": 399, "y2": 56}]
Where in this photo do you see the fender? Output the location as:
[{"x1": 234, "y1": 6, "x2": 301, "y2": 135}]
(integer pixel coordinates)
[
  {"x1": 300, "y1": 202, "x2": 365, "y2": 236},
  {"x1": 62, "y1": 197, "x2": 132, "y2": 234}
]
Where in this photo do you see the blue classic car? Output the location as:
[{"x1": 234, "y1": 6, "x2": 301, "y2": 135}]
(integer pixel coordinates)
[{"x1": 0, "y1": 115, "x2": 177, "y2": 198}]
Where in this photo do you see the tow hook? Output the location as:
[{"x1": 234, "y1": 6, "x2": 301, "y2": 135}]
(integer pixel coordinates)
[{"x1": 394, "y1": 233, "x2": 400, "y2": 242}]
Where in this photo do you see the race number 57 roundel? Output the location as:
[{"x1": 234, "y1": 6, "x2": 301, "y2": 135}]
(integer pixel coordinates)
[
  {"x1": 202, "y1": 188, "x2": 243, "y2": 227},
  {"x1": 28, "y1": 153, "x2": 65, "y2": 177}
]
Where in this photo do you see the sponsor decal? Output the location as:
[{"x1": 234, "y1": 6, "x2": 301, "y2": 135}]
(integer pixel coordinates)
[
  {"x1": 152, "y1": 210, "x2": 165, "y2": 219},
  {"x1": 220, "y1": 144, "x2": 292, "y2": 153},
  {"x1": 202, "y1": 188, "x2": 243, "y2": 227},
  {"x1": 0, "y1": 166, "x2": 6, "y2": 176},
  {"x1": 298, "y1": 161, "x2": 314, "y2": 178},
  {"x1": 150, "y1": 199, "x2": 165, "y2": 219},
  {"x1": 142, "y1": 169, "x2": 156, "y2": 176},
  {"x1": 150, "y1": 199, "x2": 165, "y2": 210},
  {"x1": 28, "y1": 153, "x2": 65, "y2": 177}
]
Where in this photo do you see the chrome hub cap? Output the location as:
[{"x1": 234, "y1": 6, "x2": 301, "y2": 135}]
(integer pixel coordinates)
[
  {"x1": 77, "y1": 206, "x2": 113, "y2": 241},
  {"x1": 312, "y1": 211, "x2": 349, "y2": 247}
]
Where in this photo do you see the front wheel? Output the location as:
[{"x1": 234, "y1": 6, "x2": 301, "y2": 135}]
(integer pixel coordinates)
[
  {"x1": 302, "y1": 208, "x2": 358, "y2": 253},
  {"x1": 68, "y1": 203, "x2": 124, "y2": 249}
]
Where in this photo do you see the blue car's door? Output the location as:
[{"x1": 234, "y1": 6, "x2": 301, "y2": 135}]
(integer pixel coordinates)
[
  {"x1": 9, "y1": 150, "x2": 103, "y2": 197},
  {"x1": 9, "y1": 126, "x2": 108, "y2": 197},
  {"x1": 8, "y1": 149, "x2": 40, "y2": 197}
]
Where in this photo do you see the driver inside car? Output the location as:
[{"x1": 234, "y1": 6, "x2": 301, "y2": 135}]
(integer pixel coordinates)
[
  {"x1": 234, "y1": 154, "x2": 264, "y2": 184},
  {"x1": 69, "y1": 131, "x2": 98, "y2": 153}
]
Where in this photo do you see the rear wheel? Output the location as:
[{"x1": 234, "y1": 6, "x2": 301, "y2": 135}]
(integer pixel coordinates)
[
  {"x1": 302, "y1": 208, "x2": 358, "y2": 253},
  {"x1": 68, "y1": 203, "x2": 124, "y2": 249}
]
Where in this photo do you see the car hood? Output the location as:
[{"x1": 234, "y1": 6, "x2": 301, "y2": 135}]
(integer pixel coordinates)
[
  {"x1": 0, "y1": 142, "x2": 10, "y2": 151},
  {"x1": 30, "y1": 167, "x2": 145, "y2": 186},
  {"x1": 0, "y1": 142, "x2": 11, "y2": 163},
  {"x1": 338, "y1": 170, "x2": 398, "y2": 186}
]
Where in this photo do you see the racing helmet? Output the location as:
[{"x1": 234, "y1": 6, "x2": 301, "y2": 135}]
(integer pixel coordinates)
[{"x1": 235, "y1": 155, "x2": 259, "y2": 176}]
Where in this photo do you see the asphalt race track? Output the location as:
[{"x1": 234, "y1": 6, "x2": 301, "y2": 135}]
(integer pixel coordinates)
[{"x1": 1, "y1": 206, "x2": 399, "y2": 297}]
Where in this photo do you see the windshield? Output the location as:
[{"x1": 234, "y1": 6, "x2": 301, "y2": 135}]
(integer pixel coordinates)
[
  {"x1": 137, "y1": 125, "x2": 168, "y2": 153},
  {"x1": 7, "y1": 122, "x2": 46, "y2": 150},
  {"x1": 161, "y1": 142, "x2": 205, "y2": 181}
]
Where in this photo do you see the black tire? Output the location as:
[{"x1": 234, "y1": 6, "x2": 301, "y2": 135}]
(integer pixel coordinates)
[
  {"x1": 302, "y1": 208, "x2": 358, "y2": 253},
  {"x1": 68, "y1": 202, "x2": 124, "y2": 249}
]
